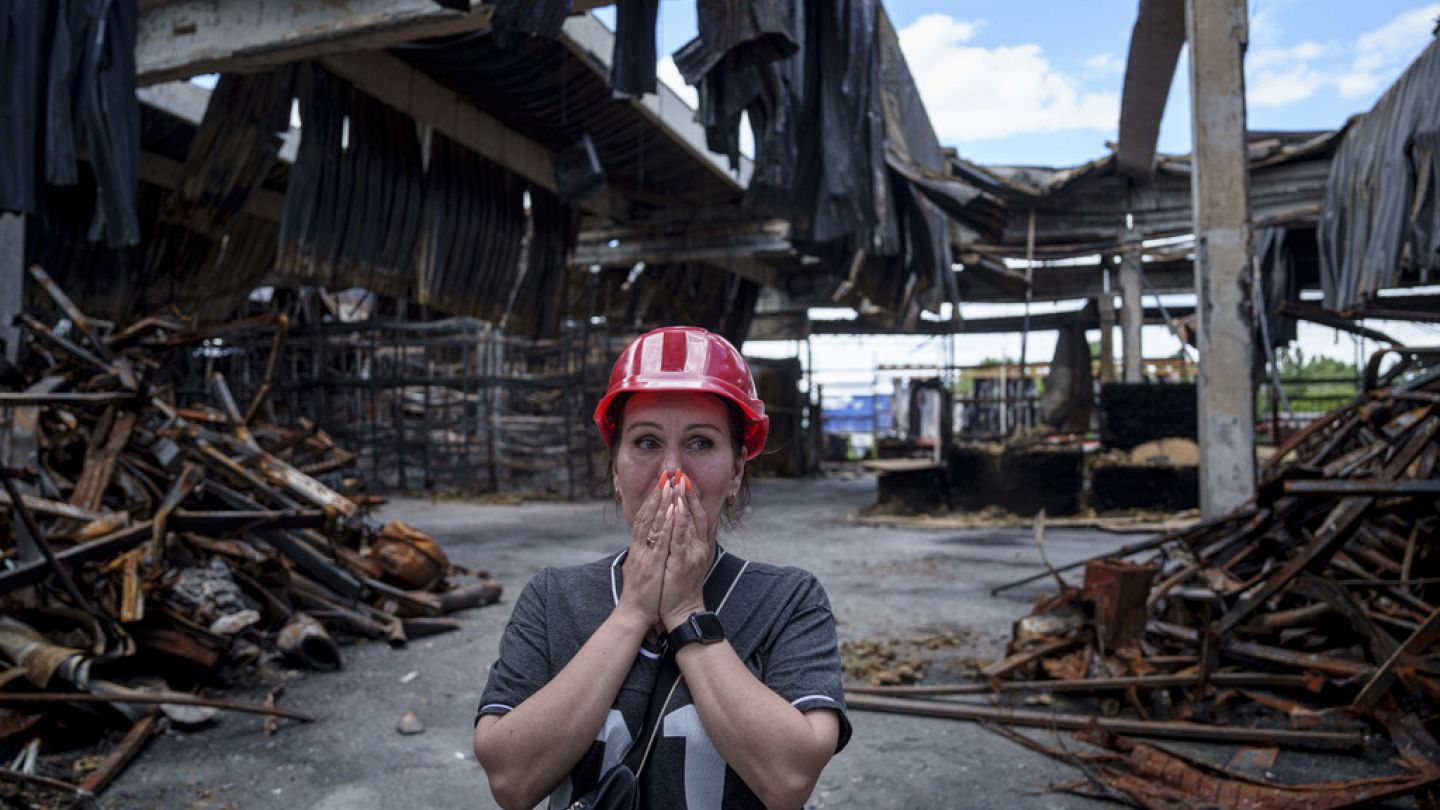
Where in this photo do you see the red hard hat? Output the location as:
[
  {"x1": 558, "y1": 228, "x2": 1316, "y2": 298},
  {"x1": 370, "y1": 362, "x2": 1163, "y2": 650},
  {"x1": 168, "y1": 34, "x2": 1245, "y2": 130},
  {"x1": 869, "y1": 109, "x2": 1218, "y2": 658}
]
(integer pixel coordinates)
[{"x1": 593, "y1": 327, "x2": 769, "y2": 460}]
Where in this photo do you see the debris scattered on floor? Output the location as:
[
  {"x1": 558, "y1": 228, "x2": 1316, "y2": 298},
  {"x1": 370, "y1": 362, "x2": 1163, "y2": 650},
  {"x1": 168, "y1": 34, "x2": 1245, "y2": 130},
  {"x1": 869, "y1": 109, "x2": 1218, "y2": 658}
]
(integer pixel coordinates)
[
  {"x1": 0, "y1": 268, "x2": 503, "y2": 804},
  {"x1": 856, "y1": 506, "x2": 1199, "y2": 533},
  {"x1": 847, "y1": 349, "x2": 1440, "y2": 806},
  {"x1": 396, "y1": 710, "x2": 424, "y2": 735},
  {"x1": 842, "y1": 639, "x2": 926, "y2": 685},
  {"x1": 841, "y1": 630, "x2": 984, "y2": 686},
  {"x1": 909, "y1": 631, "x2": 967, "y2": 650}
]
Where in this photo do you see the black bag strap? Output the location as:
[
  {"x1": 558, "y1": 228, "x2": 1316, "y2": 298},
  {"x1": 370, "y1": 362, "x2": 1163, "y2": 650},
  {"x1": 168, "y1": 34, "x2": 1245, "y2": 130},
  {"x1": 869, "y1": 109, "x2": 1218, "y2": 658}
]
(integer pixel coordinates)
[{"x1": 621, "y1": 550, "x2": 747, "y2": 776}]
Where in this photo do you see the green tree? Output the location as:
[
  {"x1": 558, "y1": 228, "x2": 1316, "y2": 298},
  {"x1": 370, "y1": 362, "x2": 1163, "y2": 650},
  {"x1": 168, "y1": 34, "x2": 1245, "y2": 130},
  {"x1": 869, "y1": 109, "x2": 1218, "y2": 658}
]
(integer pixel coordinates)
[
  {"x1": 976, "y1": 356, "x2": 1018, "y2": 367},
  {"x1": 1265, "y1": 346, "x2": 1358, "y2": 413}
]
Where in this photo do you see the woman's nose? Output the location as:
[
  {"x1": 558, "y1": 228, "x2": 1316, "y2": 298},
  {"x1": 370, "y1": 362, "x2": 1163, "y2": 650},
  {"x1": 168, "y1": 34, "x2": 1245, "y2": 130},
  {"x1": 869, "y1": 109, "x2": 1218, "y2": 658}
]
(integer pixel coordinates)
[{"x1": 663, "y1": 449, "x2": 684, "y2": 472}]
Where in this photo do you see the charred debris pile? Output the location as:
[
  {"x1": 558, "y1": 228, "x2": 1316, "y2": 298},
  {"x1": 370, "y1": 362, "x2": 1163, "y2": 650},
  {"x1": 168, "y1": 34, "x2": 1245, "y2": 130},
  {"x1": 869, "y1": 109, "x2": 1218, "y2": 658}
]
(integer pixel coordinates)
[
  {"x1": 0, "y1": 267, "x2": 500, "y2": 806},
  {"x1": 851, "y1": 348, "x2": 1440, "y2": 807}
]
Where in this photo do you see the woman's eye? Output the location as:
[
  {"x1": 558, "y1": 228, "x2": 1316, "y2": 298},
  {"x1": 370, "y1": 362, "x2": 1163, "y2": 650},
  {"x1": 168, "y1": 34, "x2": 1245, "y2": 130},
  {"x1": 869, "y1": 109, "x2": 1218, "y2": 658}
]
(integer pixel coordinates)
[
  {"x1": 687, "y1": 437, "x2": 714, "y2": 450},
  {"x1": 635, "y1": 436, "x2": 661, "y2": 450}
]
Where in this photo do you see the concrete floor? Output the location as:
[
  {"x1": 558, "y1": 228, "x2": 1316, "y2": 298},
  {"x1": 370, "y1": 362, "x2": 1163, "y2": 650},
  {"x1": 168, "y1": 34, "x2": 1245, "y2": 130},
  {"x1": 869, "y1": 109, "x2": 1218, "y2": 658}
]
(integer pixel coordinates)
[{"x1": 105, "y1": 474, "x2": 1133, "y2": 809}]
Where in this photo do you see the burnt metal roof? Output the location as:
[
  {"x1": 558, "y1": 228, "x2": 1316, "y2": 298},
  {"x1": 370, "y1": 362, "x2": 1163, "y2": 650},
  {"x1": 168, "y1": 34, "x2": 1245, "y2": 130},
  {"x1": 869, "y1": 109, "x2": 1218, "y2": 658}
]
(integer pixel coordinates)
[
  {"x1": 1320, "y1": 34, "x2": 1440, "y2": 309},
  {"x1": 393, "y1": 28, "x2": 745, "y2": 214}
]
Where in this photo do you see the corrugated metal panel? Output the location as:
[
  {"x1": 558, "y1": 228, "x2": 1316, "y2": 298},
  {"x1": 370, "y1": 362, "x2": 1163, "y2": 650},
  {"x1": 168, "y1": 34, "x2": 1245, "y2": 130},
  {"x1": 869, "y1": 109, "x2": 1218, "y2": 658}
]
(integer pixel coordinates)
[
  {"x1": 416, "y1": 133, "x2": 527, "y2": 322},
  {"x1": 1319, "y1": 35, "x2": 1440, "y2": 308},
  {"x1": 25, "y1": 78, "x2": 284, "y2": 323},
  {"x1": 393, "y1": 33, "x2": 742, "y2": 211},
  {"x1": 587, "y1": 262, "x2": 759, "y2": 345},
  {"x1": 274, "y1": 64, "x2": 582, "y2": 327},
  {"x1": 675, "y1": 0, "x2": 956, "y2": 329},
  {"x1": 951, "y1": 132, "x2": 1339, "y2": 260},
  {"x1": 278, "y1": 64, "x2": 425, "y2": 298},
  {"x1": 503, "y1": 187, "x2": 577, "y2": 339},
  {"x1": 146, "y1": 67, "x2": 293, "y2": 283}
]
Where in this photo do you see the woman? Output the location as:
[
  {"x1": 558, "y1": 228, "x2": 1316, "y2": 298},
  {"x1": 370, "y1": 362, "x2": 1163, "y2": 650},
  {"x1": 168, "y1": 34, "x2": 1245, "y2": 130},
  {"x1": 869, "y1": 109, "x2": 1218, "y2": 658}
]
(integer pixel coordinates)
[{"x1": 474, "y1": 326, "x2": 850, "y2": 810}]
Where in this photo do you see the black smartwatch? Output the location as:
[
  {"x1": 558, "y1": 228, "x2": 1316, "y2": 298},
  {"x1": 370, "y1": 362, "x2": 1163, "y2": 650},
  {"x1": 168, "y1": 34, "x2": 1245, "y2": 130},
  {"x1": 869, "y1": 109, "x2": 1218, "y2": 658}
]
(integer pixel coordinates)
[{"x1": 668, "y1": 611, "x2": 726, "y2": 650}]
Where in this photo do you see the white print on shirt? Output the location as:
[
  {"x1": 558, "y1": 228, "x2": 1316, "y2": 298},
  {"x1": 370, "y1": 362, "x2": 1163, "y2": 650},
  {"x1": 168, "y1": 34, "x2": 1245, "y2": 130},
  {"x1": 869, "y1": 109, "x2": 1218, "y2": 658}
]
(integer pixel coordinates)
[
  {"x1": 598, "y1": 709, "x2": 634, "y2": 773},
  {"x1": 548, "y1": 710, "x2": 633, "y2": 809},
  {"x1": 663, "y1": 705, "x2": 725, "y2": 810}
]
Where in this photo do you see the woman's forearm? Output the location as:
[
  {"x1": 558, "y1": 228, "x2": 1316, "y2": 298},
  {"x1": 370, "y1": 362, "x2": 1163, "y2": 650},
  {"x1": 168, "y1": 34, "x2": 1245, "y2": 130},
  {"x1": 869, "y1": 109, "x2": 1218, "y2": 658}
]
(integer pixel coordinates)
[
  {"x1": 676, "y1": 642, "x2": 839, "y2": 810},
  {"x1": 475, "y1": 608, "x2": 650, "y2": 810}
]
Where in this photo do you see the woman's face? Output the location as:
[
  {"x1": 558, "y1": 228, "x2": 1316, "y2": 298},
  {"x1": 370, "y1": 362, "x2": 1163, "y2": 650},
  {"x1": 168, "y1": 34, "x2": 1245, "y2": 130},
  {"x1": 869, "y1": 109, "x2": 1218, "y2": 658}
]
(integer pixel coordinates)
[{"x1": 613, "y1": 391, "x2": 744, "y2": 541}]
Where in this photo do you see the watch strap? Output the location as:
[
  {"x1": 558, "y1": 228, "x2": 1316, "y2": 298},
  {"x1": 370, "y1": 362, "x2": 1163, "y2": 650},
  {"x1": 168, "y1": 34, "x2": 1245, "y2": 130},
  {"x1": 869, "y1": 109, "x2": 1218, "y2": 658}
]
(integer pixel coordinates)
[{"x1": 668, "y1": 613, "x2": 716, "y2": 649}]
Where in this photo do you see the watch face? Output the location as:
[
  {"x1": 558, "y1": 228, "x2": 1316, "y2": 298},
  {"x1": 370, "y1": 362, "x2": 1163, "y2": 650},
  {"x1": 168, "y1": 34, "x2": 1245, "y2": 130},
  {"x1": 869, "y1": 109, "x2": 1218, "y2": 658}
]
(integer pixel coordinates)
[{"x1": 692, "y1": 612, "x2": 725, "y2": 641}]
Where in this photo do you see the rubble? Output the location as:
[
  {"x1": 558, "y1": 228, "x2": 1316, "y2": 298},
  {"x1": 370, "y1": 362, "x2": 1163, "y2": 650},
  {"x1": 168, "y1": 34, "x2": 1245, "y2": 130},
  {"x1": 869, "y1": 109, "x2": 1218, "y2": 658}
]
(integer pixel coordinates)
[
  {"x1": 848, "y1": 347, "x2": 1440, "y2": 806},
  {"x1": 0, "y1": 267, "x2": 502, "y2": 804},
  {"x1": 396, "y1": 709, "x2": 424, "y2": 735}
]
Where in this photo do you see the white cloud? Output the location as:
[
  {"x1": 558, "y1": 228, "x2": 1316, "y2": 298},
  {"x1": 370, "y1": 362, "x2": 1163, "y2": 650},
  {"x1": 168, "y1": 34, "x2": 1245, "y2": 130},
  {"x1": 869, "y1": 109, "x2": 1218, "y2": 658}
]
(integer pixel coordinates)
[
  {"x1": 1339, "y1": 3, "x2": 1440, "y2": 97},
  {"x1": 1336, "y1": 70, "x2": 1381, "y2": 99},
  {"x1": 1248, "y1": 0, "x2": 1295, "y2": 48},
  {"x1": 1353, "y1": 4, "x2": 1440, "y2": 73},
  {"x1": 657, "y1": 56, "x2": 698, "y2": 108},
  {"x1": 1249, "y1": 41, "x2": 1326, "y2": 70},
  {"x1": 1082, "y1": 52, "x2": 1125, "y2": 75},
  {"x1": 892, "y1": 3, "x2": 1439, "y2": 148},
  {"x1": 902, "y1": 15, "x2": 982, "y2": 54},
  {"x1": 898, "y1": 14, "x2": 1118, "y2": 143},
  {"x1": 1249, "y1": 63, "x2": 1328, "y2": 106},
  {"x1": 1247, "y1": 43, "x2": 1329, "y2": 107},
  {"x1": 1240, "y1": 4, "x2": 1439, "y2": 108}
]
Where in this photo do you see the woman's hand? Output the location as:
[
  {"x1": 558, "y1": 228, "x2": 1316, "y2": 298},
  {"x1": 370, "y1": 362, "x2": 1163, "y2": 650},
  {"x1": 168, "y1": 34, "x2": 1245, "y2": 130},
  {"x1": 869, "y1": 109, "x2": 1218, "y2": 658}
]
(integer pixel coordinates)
[
  {"x1": 617, "y1": 473, "x2": 676, "y2": 628},
  {"x1": 660, "y1": 481, "x2": 711, "y2": 632}
]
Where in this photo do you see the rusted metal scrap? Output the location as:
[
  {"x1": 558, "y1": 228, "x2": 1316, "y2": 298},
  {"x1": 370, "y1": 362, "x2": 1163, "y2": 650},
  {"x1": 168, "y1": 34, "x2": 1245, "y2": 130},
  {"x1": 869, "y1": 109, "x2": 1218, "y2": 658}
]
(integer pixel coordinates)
[
  {"x1": 0, "y1": 269, "x2": 505, "y2": 802},
  {"x1": 851, "y1": 347, "x2": 1440, "y2": 806},
  {"x1": 1048, "y1": 729, "x2": 1440, "y2": 810}
]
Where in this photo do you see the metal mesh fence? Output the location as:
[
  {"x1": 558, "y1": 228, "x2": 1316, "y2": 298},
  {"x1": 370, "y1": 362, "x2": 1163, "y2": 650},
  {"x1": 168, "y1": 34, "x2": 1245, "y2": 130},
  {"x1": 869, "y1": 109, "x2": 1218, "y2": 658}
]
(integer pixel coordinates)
[{"x1": 180, "y1": 318, "x2": 611, "y2": 498}]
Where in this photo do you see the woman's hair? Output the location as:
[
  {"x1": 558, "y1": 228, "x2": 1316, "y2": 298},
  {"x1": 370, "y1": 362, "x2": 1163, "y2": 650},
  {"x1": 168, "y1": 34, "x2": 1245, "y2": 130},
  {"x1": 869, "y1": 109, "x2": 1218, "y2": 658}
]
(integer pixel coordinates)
[{"x1": 604, "y1": 392, "x2": 752, "y2": 529}]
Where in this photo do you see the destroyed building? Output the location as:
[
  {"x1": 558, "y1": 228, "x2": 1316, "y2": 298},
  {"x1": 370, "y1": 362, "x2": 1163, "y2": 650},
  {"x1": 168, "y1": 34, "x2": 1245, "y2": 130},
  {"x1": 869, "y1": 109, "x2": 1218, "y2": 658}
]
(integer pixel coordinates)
[{"x1": 0, "y1": 0, "x2": 1438, "y2": 806}]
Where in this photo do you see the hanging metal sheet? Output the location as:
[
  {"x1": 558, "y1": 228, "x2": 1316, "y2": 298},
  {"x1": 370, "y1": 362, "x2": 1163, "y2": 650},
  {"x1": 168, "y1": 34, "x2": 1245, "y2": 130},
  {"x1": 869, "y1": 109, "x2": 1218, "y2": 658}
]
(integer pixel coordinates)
[
  {"x1": 504, "y1": 188, "x2": 577, "y2": 339},
  {"x1": 1319, "y1": 36, "x2": 1440, "y2": 308},
  {"x1": 1, "y1": 0, "x2": 141, "y2": 247},
  {"x1": 675, "y1": 0, "x2": 961, "y2": 329},
  {"x1": 393, "y1": 31, "x2": 740, "y2": 210},
  {"x1": 416, "y1": 134, "x2": 526, "y2": 321},
  {"x1": 278, "y1": 65, "x2": 424, "y2": 298}
]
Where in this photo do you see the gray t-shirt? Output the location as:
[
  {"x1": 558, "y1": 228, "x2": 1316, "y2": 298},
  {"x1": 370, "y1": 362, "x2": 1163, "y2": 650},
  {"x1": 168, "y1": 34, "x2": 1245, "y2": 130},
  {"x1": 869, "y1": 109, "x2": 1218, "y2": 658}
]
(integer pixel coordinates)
[{"x1": 477, "y1": 548, "x2": 852, "y2": 809}]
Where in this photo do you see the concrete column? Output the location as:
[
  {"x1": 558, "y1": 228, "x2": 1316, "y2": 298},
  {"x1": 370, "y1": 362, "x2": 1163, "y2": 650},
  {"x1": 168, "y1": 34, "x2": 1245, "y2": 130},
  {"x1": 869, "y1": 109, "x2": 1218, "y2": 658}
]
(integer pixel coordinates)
[
  {"x1": 1097, "y1": 267, "x2": 1116, "y2": 385},
  {"x1": 1119, "y1": 226, "x2": 1144, "y2": 383},
  {"x1": 1187, "y1": 0, "x2": 1255, "y2": 517},
  {"x1": 0, "y1": 213, "x2": 33, "y2": 563},
  {"x1": 0, "y1": 213, "x2": 22, "y2": 361}
]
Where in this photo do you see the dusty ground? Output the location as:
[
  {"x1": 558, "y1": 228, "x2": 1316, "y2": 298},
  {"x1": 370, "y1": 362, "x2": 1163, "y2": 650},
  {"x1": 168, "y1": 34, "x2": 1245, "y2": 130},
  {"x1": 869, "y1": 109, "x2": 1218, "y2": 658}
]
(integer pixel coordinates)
[{"x1": 104, "y1": 474, "x2": 1147, "y2": 809}]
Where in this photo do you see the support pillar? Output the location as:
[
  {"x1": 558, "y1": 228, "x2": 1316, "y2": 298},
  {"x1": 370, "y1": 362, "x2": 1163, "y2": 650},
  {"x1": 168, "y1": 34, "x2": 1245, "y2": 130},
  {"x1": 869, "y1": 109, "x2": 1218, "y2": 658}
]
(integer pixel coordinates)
[
  {"x1": 1119, "y1": 226, "x2": 1144, "y2": 383},
  {"x1": 0, "y1": 213, "x2": 22, "y2": 362},
  {"x1": 1187, "y1": 0, "x2": 1255, "y2": 517},
  {"x1": 1097, "y1": 266, "x2": 1117, "y2": 385},
  {"x1": 0, "y1": 213, "x2": 35, "y2": 563}
]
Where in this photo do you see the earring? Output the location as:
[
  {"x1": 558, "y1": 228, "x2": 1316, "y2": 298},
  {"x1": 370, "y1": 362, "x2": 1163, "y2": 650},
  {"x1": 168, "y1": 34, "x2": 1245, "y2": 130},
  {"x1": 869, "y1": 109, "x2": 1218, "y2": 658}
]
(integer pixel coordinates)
[{"x1": 725, "y1": 494, "x2": 736, "y2": 508}]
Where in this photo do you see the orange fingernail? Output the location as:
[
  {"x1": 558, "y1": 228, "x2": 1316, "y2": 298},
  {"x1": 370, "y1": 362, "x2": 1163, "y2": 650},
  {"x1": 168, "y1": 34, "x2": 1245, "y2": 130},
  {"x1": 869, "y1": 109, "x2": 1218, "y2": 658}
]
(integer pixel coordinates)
[
  {"x1": 681, "y1": 472, "x2": 692, "y2": 491},
  {"x1": 657, "y1": 471, "x2": 668, "y2": 489}
]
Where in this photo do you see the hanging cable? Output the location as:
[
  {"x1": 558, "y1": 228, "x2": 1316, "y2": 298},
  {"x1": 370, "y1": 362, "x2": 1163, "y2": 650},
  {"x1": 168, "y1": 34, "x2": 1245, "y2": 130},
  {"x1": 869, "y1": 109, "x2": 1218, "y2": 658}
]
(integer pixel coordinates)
[
  {"x1": 1253, "y1": 258, "x2": 1292, "y2": 416},
  {"x1": 1137, "y1": 263, "x2": 1197, "y2": 365}
]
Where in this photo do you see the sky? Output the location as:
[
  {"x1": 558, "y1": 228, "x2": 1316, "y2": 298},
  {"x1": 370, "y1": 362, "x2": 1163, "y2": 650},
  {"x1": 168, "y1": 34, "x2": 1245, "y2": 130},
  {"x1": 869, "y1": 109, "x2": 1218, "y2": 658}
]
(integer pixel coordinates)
[
  {"x1": 587, "y1": 2, "x2": 1440, "y2": 393},
  {"x1": 618, "y1": 0, "x2": 1440, "y2": 166}
]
